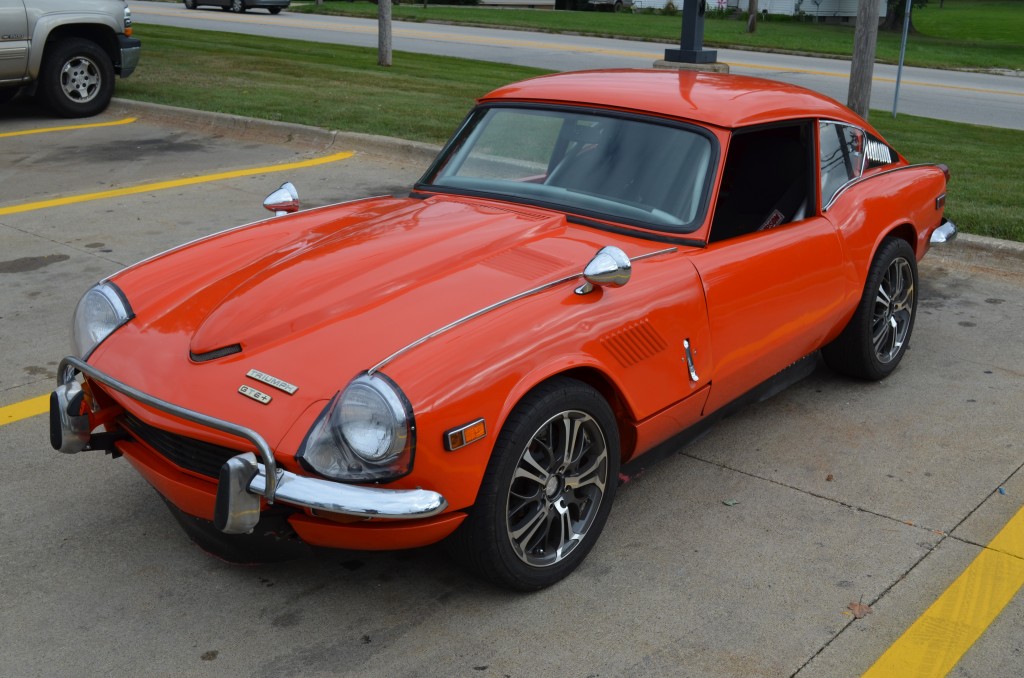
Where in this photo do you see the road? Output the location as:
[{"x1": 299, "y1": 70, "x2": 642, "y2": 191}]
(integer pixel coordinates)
[
  {"x1": 2, "y1": 100, "x2": 1023, "y2": 677},
  {"x1": 131, "y1": 1, "x2": 1024, "y2": 131}
]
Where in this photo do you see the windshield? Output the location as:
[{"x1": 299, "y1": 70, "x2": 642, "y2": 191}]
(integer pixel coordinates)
[{"x1": 420, "y1": 106, "x2": 715, "y2": 233}]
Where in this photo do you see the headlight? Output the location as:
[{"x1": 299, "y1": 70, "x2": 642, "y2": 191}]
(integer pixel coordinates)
[
  {"x1": 298, "y1": 373, "x2": 415, "y2": 483},
  {"x1": 71, "y1": 282, "x2": 133, "y2": 359}
]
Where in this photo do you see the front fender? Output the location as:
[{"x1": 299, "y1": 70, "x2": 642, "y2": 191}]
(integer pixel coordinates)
[{"x1": 26, "y1": 14, "x2": 121, "y2": 77}]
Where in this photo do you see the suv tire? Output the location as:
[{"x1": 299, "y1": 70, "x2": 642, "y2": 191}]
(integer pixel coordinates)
[{"x1": 38, "y1": 38, "x2": 114, "y2": 118}]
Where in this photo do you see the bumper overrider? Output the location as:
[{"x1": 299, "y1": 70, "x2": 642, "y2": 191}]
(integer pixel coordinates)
[{"x1": 51, "y1": 357, "x2": 448, "y2": 535}]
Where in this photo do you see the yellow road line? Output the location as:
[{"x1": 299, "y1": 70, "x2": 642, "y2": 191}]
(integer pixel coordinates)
[
  {"x1": 0, "y1": 394, "x2": 50, "y2": 427},
  {"x1": 0, "y1": 117, "x2": 137, "y2": 139},
  {"x1": 0, "y1": 151, "x2": 355, "y2": 217},
  {"x1": 864, "y1": 504, "x2": 1024, "y2": 677}
]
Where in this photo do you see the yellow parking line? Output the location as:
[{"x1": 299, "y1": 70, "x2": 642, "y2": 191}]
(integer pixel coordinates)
[
  {"x1": 0, "y1": 151, "x2": 355, "y2": 217},
  {"x1": 864, "y1": 504, "x2": 1024, "y2": 677},
  {"x1": 0, "y1": 394, "x2": 50, "y2": 427},
  {"x1": 0, "y1": 117, "x2": 137, "y2": 139}
]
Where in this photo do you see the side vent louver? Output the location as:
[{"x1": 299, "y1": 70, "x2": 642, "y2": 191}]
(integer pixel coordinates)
[{"x1": 601, "y1": 319, "x2": 667, "y2": 368}]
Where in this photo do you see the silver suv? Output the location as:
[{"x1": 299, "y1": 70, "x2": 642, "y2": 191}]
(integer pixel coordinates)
[{"x1": 0, "y1": 0, "x2": 140, "y2": 117}]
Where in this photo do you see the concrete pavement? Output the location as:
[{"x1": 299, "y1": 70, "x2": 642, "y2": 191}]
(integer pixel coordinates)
[{"x1": 1, "y1": 100, "x2": 1022, "y2": 678}]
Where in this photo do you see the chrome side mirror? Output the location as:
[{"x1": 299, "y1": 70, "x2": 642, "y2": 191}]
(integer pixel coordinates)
[
  {"x1": 263, "y1": 182, "x2": 299, "y2": 216},
  {"x1": 575, "y1": 246, "x2": 631, "y2": 295}
]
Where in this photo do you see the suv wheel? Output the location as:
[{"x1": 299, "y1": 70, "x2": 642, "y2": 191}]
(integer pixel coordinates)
[{"x1": 38, "y1": 38, "x2": 114, "y2": 118}]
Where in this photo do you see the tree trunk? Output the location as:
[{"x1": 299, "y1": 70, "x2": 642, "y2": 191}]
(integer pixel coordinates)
[
  {"x1": 848, "y1": 0, "x2": 880, "y2": 118},
  {"x1": 882, "y1": 1, "x2": 917, "y2": 32},
  {"x1": 378, "y1": 0, "x2": 392, "y2": 67},
  {"x1": 747, "y1": 0, "x2": 758, "y2": 33}
]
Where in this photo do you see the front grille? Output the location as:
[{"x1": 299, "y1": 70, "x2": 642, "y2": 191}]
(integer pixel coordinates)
[{"x1": 121, "y1": 412, "x2": 241, "y2": 478}]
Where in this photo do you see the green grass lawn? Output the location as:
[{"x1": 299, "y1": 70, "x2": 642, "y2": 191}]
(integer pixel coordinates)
[
  {"x1": 116, "y1": 25, "x2": 1023, "y2": 241},
  {"x1": 292, "y1": 0, "x2": 1024, "y2": 72}
]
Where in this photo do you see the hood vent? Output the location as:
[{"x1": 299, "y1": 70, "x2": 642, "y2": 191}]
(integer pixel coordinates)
[
  {"x1": 601, "y1": 319, "x2": 667, "y2": 368},
  {"x1": 190, "y1": 344, "x2": 242, "y2": 363},
  {"x1": 481, "y1": 248, "x2": 569, "y2": 280}
]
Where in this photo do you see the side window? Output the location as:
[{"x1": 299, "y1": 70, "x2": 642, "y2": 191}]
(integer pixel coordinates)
[
  {"x1": 709, "y1": 123, "x2": 813, "y2": 243},
  {"x1": 819, "y1": 122, "x2": 866, "y2": 208}
]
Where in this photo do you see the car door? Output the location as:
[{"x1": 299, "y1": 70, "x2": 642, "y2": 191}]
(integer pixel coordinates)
[
  {"x1": 690, "y1": 121, "x2": 851, "y2": 415},
  {"x1": 0, "y1": 0, "x2": 28, "y2": 83}
]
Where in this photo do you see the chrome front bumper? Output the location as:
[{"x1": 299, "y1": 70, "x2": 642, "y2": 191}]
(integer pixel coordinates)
[{"x1": 52, "y1": 357, "x2": 448, "y2": 535}]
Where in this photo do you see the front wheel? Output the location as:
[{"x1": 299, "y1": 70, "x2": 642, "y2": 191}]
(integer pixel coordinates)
[
  {"x1": 268, "y1": 6, "x2": 282, "y2": 13},
  {"x1": 231, "y1": 0, "x2": 246, "y2": 11},
  {"x1": 38, "y1": 39, "x2": 114, "y2": 118},
  {"x1": 447, "y1": 378, "x2": 619, "y2": 590},
  {"x1": 183, "y1": 0, "x2": 197, "y2": 8},
  {"x1": 823, "y1": 237, "x2": 918, "y2": 380}
]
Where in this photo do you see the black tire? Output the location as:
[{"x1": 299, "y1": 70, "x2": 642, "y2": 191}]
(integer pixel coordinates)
[
  {"x1": 613, "y1": 0, "x2": 624, "y2": 11},
  {"x1": 0, "y1": 86, "x2": 19, "y2": 105},
  {"x1": 183, "y1": 0, "x2": 197, "y2": 8},
  {"x1": 268, "y1": 6, "x2": 282, "y2": 13},
  {"x1": 231, "y1": 0, "x2": 246, "y2": 12},
  {"x1": 38, "y1": 38, "x2": 114, "y2": 118},
  {"x1": 823, "y1": 237, "x2": 918, "y2": 381},
  {"x1": 447, "y1": 378, "x2": 619, "y2": 591}
]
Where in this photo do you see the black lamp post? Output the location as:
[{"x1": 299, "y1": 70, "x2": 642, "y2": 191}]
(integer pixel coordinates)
[{"x1": 664, "y1": 0, "x2": 718, "y2": 64}]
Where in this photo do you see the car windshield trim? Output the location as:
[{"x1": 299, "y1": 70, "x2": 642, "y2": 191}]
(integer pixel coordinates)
[{"x1": 416, "y1": 104, "x2": 718, "y2": 235}]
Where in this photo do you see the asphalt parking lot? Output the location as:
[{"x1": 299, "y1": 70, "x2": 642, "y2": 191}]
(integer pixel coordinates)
[{"x1": 1, "y1": 100, "x2": 1022, "y2": 678}]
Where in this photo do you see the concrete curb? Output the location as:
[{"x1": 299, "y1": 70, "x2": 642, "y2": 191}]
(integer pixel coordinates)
[
  {"x1": 929, "y1": 232, "x2": 1024, "y2": 273},
  {"x1": 109, "y1": 98, "x2": 442, "y2": 164},
  {"x1": 109, "y1": 99, "x2": 1023, "y2": 267}
]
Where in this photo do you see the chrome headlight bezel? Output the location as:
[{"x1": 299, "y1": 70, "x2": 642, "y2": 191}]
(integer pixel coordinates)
[
  {"x1": 298, "y1": 372, "x2": 416, "y2": 483},
  {"x1": 71, "y1": 282, "x2": 134, "y2": 359}
]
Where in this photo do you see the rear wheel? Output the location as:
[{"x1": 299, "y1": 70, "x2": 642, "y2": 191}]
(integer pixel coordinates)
[
  {"x1": 823, "y1": 237, "x2": 918, "y2": 380},
  {"x1": 183, "y1": 0, "x2": 197, "y2": 8},
  {"x1": 38, "y1": 38, "x2": 114, "y2": 118},
  {"x1": 447, "y1": 378, "x2": 619, "y2": 590},
  {"x1": 269, "y1": 6, "x2": 282, "y2": 13},
  {"x1": 231, "y1": 0, "x2": 246, "y2": 11}
]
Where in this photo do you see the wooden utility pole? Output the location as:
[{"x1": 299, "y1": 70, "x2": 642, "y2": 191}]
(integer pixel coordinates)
[
  {"x1": 847, "y1": 0, "x2": 879, "y2": 118},
  {"x1": 747, "y1": 0, "x2": 759, "y2": 33},
  {"x1": 378, "y1": 0, "x2": 392, "y2": 67}
]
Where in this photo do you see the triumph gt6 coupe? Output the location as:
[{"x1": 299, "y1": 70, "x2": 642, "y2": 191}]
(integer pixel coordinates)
[{"x1": 51, "y1": 70, "x2": 956, "y2": 590}]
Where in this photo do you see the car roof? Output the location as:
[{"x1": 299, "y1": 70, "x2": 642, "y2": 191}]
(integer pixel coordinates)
[{"x1": 479, "y1": 69, "x2": 875, "y2": 133}]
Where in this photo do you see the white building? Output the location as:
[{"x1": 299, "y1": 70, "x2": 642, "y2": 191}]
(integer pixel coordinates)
[{"x1": 632, "y1": 0, "x2": 887, "y2": 19}]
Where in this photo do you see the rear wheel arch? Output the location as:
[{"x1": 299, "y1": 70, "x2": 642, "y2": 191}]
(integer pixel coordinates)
[{"x1": 883, "y1": 222, "x2": 920, "y2": 259}]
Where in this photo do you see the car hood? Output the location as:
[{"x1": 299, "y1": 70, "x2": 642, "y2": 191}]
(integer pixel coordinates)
[
  {"x1": 186, "y1": 197, "x2": 578, "y2": 359},
  {"x1": 96, "y1": 194, "x2": 620, "y2": 444}
]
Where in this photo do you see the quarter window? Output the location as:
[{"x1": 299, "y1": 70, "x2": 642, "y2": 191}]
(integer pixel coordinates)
[{"x1": 819, "y1": 121, "x2": 866, "y2": 208}]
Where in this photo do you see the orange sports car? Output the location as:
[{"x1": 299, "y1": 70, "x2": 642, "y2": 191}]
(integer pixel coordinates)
[{"x1": 51, "y1": 70, "x2": 956, "y2": 590}]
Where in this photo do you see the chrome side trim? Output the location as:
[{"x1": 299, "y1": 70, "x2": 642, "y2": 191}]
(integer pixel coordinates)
[
  {"x1": 367, "y1": 247, "x2": 676, "y2": 375},
  {"x1": 105, "y1": 195, "x2": 394, "y2": 284},
  {"x1": 824, "y1": 163, "x2": 942, "y2": 212},
  {"x1": 58, "y1": 356, "x2": 280, "y2": 502}
]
